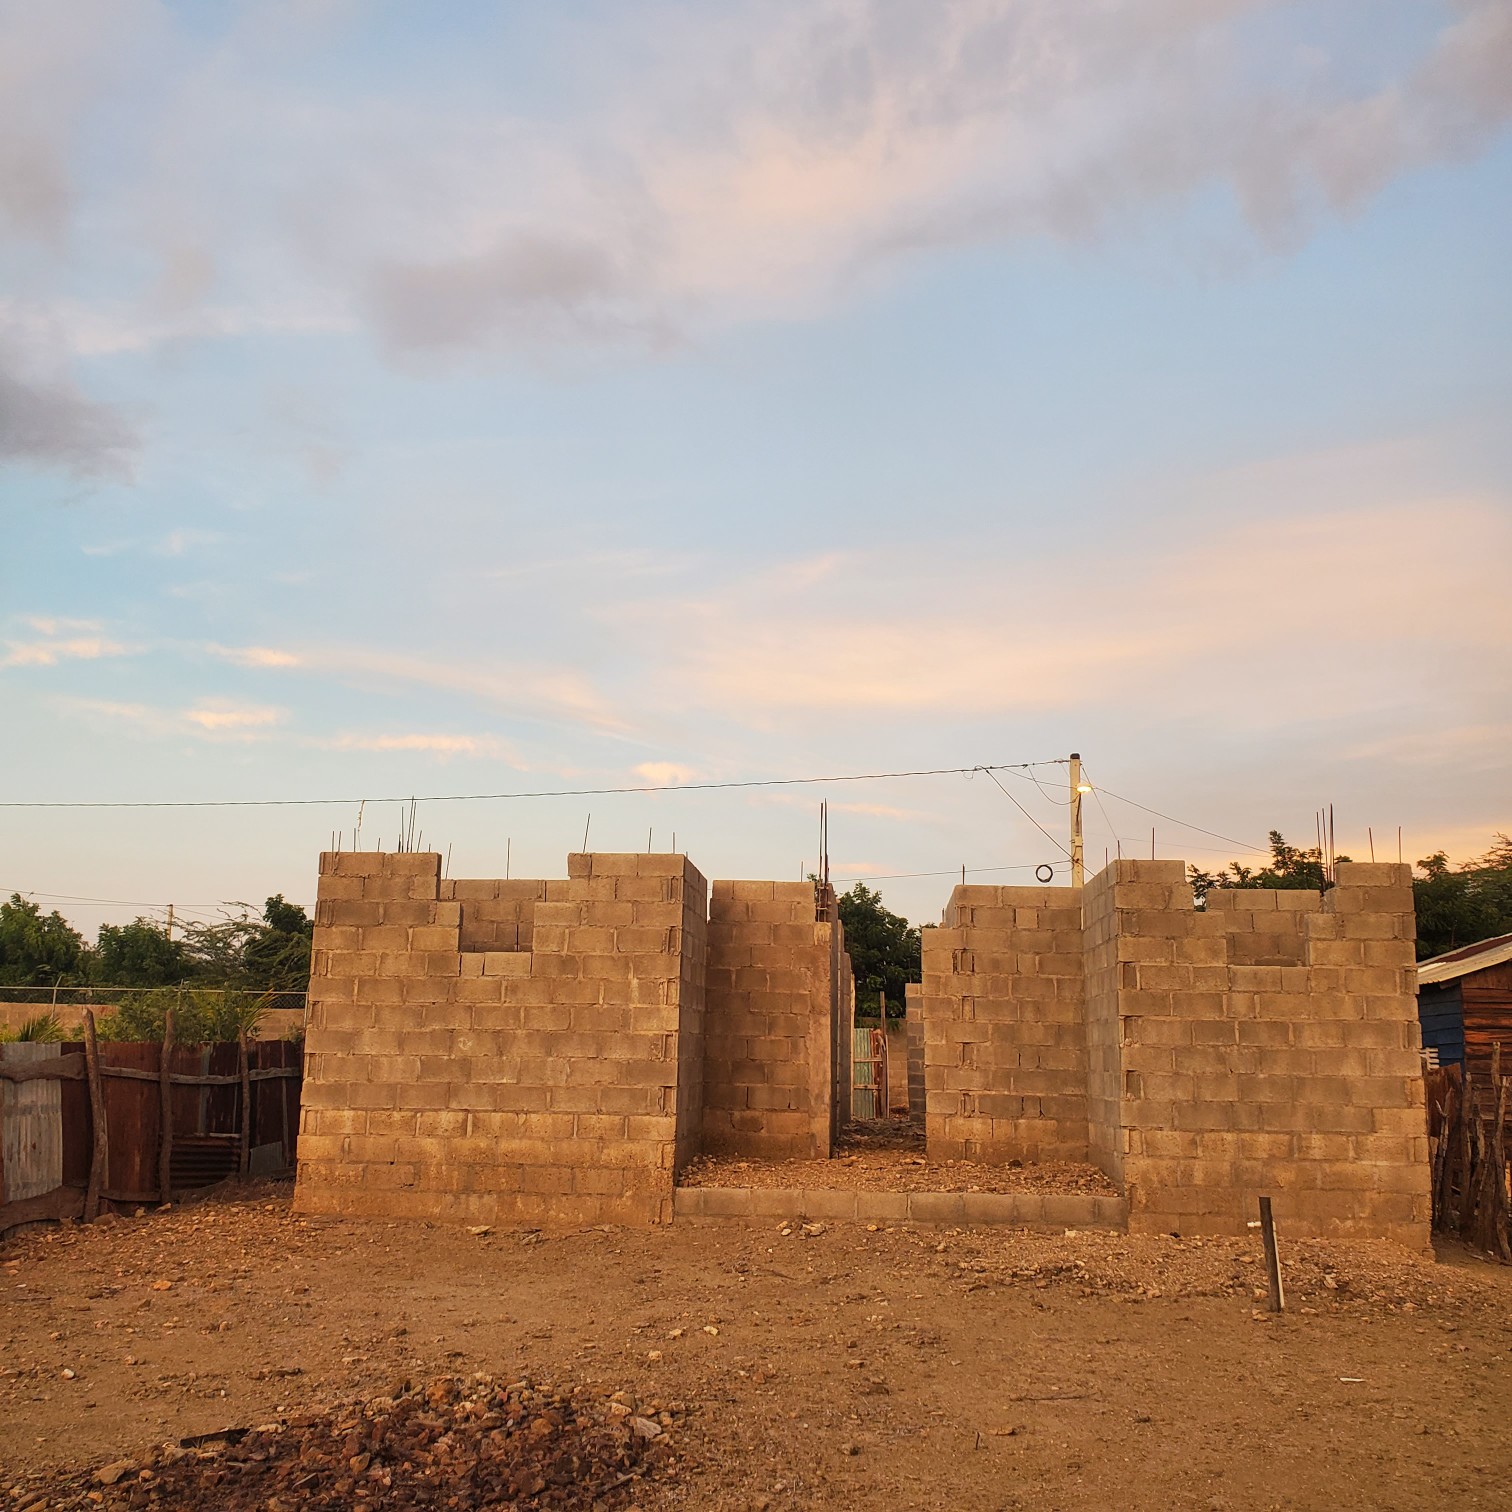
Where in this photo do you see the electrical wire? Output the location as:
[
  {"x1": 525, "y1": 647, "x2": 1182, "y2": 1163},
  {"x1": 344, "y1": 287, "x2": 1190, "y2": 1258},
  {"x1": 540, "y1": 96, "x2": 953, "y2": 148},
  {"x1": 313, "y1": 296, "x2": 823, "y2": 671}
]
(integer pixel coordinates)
[
  {"x1": 0, "y1": 759, "x2": 1069, "y2": 811},
  {"x1": 975, "y1": 767, "x2": 1072, "y2": 859},
  {"x1": 1089, "y1": 784, "x2": 1265, "y2": 855},
  {"x1": 832, "y1": 860, "x2": 1073, "y2": 883}
]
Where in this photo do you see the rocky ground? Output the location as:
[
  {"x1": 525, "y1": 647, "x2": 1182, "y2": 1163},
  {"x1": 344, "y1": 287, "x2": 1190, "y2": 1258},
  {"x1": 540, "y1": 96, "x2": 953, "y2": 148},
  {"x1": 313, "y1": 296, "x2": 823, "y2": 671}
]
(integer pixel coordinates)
[{"x1": 4, "y1": 1182, "x2": 1512, "y2": 1510}]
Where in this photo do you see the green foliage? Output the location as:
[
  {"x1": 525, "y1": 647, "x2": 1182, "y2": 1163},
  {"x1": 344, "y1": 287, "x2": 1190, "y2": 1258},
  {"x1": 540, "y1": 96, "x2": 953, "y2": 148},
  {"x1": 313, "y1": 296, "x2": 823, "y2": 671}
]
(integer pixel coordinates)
[
  {"x1": 0, "y1": 894, "x2": 86, "y2": 993},
  {"x1": 835, "y1": 882, "x2": 920, "y2": 1019},
  {"x1": 0, "y1": 1011, "x2": 67, "y2": 1044},
  {"x1": 1414, "y1": 835, "x2": 1512, "y2": 961},
  {"x1": 242, "y1": 895, "x2": 314, "y2": 993},
  {"x1": 178, "y1": 895, "x2": 313, "y2": 999},
  {"x1": 1189, "y1": 831, "x2": 1350, "y2": 903},
  {"x1": 94, "y1": 986, "x2": 268, "y2": 1043},
  {"x1": 93, "y1": 917, "x2": 190, "y2": 988}
]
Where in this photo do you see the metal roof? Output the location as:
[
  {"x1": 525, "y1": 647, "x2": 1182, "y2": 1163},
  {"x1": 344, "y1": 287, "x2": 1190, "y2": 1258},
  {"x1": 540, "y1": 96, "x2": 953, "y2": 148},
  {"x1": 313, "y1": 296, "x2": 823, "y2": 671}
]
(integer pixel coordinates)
[{"x1": 1416, "y1": 932, "x2": 1512, "y2": 987}]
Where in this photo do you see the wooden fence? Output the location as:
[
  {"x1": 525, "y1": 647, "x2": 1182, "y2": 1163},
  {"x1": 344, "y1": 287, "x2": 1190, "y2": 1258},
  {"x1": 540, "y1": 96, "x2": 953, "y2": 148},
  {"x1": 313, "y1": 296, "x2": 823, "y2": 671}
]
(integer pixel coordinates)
[
  {"x1": 1427, "y1": 1044, "x2": 1511, "y2": 1261},
  {"x1": 0, "y1": 1009, "x2": 302, "y2": 1236}
]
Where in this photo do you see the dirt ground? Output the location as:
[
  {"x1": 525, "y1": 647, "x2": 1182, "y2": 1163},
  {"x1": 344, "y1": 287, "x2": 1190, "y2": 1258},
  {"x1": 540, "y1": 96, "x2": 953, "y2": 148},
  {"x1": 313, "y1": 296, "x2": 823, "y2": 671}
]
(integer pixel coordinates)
[{"x1": 5, "y1": 1183, "x2": 1512, "y2": 1511}]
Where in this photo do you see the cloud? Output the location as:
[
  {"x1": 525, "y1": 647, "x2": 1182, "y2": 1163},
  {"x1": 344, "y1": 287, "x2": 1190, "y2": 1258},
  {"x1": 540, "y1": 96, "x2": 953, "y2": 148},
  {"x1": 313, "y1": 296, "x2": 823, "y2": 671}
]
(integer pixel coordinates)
[
  {"x1": 153, "y1": 528, "x2": 223, "y2": 557},
  {"x1": 269, "y1": 644, "x2": 633, "y2": 739},
  {"x1": 181, "y1": 699, "x2": 285, "y2": 732},
  {"x1": 0, "y1": 338, "x2": 138, "y2": 477},
  {"x1": 1, "y1": 634, "x2": 129, "y2": 668},
  {"x1": 0, "y1": 0, "x2": 156, "y2": 243},
  {"x1": 207, "y1": 644, "x2": 305, "y2": 669},
  {"x1": 4, "y1": 3, "x2": 1507, "y2": 365},
  {"x1": 325, "y1": 732, "x2": 522, "y2": 762},
  {"x1": 313, "y1": 0, "x2": 1512, "y2": 353},
  {"x1": 59, "y1": 695, "x2": 287, "y2": 741},
  {"x1": 615, "y1": 467, "x2": 1512, "y2": 733},
  {"x1": 22, "y1": 614, "x2": 101, "y2": 634},
  {"x1": 634, "y1": 761, "x2": 698, "y2": 786}
]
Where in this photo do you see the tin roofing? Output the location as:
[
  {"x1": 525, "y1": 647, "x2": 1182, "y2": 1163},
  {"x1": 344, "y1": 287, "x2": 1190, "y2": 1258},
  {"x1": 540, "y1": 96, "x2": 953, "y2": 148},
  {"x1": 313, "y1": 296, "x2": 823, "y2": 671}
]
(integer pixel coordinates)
[{"x1": 1416, "y1": 932, "x2": 1512, "y2": 987}]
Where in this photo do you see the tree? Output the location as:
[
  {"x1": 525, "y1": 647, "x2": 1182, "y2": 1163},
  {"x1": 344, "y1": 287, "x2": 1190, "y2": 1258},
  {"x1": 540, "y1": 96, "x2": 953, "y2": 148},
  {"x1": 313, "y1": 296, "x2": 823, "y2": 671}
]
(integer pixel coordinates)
[
  {"x1": 93, "y1": 917, "x2": 189, "y2": 988},
  {"x1": 0, "y1": 894, "x2": 85, "y2": 990},
  {"x1": 1414, "y1": 835, "x2": 1512, "y2": 960},
  {"x1": 1189, "y1": 831, "x2": 1348, "y2": 903},
  {"x1": 242, "y1": 895, "x2": 314, "y2": 993},
  {"x1": 835, "y1": 882, "x2": 920, "y2": 1020},
  {"x1": 93, "y1": 986, "x2": 267, "y2": 1043}
]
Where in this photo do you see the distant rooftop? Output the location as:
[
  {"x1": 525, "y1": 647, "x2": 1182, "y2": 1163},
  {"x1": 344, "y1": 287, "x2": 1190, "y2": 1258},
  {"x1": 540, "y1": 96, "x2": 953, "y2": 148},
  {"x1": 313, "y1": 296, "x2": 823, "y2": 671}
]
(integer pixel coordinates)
[{"x1": 1416, "y1": 932, "x2": 1512, "y2": 987}]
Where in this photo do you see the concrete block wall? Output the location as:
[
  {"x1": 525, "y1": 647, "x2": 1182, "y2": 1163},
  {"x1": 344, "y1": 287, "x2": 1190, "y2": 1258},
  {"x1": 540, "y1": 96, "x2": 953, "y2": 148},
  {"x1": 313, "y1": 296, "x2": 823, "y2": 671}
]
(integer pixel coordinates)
[
  {"x1": 701, "y1": 882, "x2": 838, "y2": 1159},
  {"x1": 921, "y1": 886, "x2": 1088, "y2": 1161},
  {"x1": 904, "y1": 983, "x2": 926, "y2": 1118},
  {"x1": 1109, "y1": 860, "x2": 1429, "y2": 1246},
  {"x1": 295, "y1": 850, "x2": 707, "y2": 1227},
  {"x1": 831, "y1": 921, "x2": 855, "y2": 1147},
  {"x1": 921, "y1": 861, "x2": 1430, "y2": 1246},
  {"x1": 1082, "y1": 867, "x2": 1123, "y2": 1182}
]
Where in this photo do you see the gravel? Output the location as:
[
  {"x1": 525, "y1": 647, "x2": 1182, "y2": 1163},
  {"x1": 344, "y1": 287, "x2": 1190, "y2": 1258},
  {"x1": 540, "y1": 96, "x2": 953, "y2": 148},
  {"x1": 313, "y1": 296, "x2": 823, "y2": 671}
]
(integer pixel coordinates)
[{"x1": 9, "y1": 1373, "x2": 678, "y2": 1511}]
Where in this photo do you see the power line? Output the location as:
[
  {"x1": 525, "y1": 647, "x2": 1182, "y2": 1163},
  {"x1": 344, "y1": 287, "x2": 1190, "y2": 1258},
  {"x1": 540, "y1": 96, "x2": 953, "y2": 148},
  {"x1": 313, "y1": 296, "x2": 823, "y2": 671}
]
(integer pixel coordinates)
[
  {"x1": 976, "y1": 767, "x2": 1072, "y2": 860},
  {"x1": 833, "y1": 859, "x2": 1074, "y2": 883},
  {"x1": 0, "y1": 759, "x2": 1069, "y2": 811},
  {"x1": 1091, "y1": 784, "x2": 1265, "y2": 855}
]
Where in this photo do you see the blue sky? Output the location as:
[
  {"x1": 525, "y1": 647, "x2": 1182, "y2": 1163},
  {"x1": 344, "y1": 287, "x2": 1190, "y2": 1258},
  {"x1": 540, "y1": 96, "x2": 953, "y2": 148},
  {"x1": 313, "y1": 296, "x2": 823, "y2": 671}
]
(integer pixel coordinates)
[{"x1": 2, "y1": 0, "x2": 1509, "y2": 935}]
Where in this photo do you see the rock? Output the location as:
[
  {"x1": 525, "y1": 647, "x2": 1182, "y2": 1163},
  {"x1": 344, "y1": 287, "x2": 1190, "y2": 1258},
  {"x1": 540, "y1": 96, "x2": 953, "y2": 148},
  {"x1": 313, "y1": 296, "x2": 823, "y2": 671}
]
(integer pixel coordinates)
[
  {"x1": 842, "y1": 1442, "x2": 861, "y2": 1456},
  {"x1": 702, "y1": 1325, "x2": 719, "y2": 1336},
  {"x1": 629, "y1": 1416, "x2": 662, "y2": 1440},
  {"x1": 95, "y1": 1459, "x2": 137, "y2": 1486}
]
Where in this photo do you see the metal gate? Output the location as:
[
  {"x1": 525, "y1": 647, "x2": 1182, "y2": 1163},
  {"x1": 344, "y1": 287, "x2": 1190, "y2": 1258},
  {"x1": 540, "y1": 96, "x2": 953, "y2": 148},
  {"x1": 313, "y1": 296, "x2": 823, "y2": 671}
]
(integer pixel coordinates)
[{"x1": 851, "y1": 1026, "x2": 889, "y2": 1120}]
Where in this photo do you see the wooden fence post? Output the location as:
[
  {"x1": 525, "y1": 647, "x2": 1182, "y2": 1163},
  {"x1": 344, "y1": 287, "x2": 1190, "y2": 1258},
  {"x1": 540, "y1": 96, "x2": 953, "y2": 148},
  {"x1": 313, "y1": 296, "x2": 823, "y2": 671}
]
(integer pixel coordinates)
[
  {"x1": 82, "y1": 1009, "x2": 108, "y2": 1223},
  {"x1": 158, "y1": 1009, "x2": 175, "y2": 1206},
  {"x1": 238, "y1": 1033, "x2": 252, "y2": 1178},
  {"x1": 1259, "y1": 1196, "x2": 1285, "y2": 1313}
]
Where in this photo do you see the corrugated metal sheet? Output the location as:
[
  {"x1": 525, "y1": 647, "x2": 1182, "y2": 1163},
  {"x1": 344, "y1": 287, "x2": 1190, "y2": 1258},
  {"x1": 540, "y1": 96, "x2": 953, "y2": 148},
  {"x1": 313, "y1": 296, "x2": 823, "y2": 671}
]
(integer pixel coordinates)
[
  {"x1": 0, "y1": 1044, "x2": 64, "y2": 1203},
  {"x1": 852, "y1": 1027, "x2": 878, "y2": 1120},
  {"x1": 1417, "y1": 932, "x2": 1512, "y2": 986}
]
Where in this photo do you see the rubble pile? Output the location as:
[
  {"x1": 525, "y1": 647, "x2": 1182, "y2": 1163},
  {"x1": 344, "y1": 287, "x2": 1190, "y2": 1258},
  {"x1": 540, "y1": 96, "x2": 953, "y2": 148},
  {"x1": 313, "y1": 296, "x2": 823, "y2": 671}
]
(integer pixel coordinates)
[{"x1": 12, "y1": 1374, "x2": 677, "y2": 1511}]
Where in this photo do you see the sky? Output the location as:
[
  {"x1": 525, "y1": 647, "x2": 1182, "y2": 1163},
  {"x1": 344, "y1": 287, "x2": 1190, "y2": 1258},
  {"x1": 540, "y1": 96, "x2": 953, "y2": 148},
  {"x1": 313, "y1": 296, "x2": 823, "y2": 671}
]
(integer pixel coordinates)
[{"x1": 2, "y1": 0, "x2": 1510, "y2": 938}]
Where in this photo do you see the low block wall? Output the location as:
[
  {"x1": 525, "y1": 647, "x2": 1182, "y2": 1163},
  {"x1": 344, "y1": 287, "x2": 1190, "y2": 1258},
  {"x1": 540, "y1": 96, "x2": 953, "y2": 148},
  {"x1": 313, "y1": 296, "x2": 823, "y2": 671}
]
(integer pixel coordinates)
[
  {"x1": 701, "y1": 882, "x2": 839, "y2": 1159},
  {"x1": 921, "y1": 861, "x2": 1431, "y2": 1246},
  {"x1": 294, "y1": 850, "x2": 707, "y2": 1226},
  {"x1": 1107, "y1": 861, "x2": 1429, "y2": 1246},
  {"x1": 921, "y1": 886, "x2": 1088, "y2": 1161}
]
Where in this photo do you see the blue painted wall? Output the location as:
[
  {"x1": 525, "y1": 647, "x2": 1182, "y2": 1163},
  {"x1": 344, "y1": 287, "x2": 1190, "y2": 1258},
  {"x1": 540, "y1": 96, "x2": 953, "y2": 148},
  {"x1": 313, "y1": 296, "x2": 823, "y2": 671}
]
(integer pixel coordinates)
[{"x1": 1417, "y1": 982, "x2": 1465, "y2": 1065}]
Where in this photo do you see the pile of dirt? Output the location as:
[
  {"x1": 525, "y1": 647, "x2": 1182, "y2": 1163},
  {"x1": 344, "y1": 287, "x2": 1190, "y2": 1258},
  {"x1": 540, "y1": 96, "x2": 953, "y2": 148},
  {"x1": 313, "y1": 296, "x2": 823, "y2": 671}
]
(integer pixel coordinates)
[{"x1": 9, "y1": 1373, "x2": 679, "y2": 1511}]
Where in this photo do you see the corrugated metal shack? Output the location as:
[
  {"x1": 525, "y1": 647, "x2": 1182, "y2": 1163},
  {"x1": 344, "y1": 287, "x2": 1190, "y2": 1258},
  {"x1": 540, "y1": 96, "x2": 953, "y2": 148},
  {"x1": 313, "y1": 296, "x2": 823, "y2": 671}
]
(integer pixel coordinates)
[{"x1": 1417, "y1": 932, "x2": 1512, "y2": 1081}]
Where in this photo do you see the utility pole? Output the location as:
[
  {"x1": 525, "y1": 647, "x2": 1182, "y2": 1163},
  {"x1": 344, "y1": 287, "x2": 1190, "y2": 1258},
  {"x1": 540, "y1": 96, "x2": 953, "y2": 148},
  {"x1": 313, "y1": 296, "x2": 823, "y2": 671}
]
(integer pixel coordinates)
[
  {"x1": 1069, "y1": 752, "x2": 1085, "y2": 887},
  {"x1": 165, "y1": 903, "x2": 175, "y2": 940}
]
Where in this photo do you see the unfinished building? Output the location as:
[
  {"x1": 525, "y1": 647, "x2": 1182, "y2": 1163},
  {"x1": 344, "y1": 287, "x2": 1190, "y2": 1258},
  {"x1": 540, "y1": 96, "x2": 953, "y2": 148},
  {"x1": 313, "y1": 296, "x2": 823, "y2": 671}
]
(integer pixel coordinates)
[{"x1": 295, "y1": 852, "x2": 1429, "y2": 1247}]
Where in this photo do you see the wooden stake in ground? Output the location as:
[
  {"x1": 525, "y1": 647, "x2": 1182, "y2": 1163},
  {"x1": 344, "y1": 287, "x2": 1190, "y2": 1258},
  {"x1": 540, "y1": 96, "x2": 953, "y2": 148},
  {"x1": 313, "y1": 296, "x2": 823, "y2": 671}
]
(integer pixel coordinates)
[
  {"x1": 158, "y1": 1008, "x2": 175, "y2": 1206},
  {"x1": 238, "y1": 1032, "x2": 252, "y2": 1178},
  {"x1": 1259, "y1": 1196, "x2": 1285, "y2": 1313},
  {"x1": 1491, "y1": 1065, "x2": 1510, "y2": 1263},
  {"x1": 82, "y1": 1009, "x2": 108, "y2": 1224}
]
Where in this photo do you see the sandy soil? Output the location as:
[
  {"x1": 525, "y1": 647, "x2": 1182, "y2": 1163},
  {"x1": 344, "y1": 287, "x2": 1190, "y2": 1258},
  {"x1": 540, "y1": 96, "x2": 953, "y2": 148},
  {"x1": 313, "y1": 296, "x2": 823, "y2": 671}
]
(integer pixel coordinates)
[
  {"x1": 682, "y1": 1119, "x2": 1118, "y2": 1194},
  {"x1": 5, "y1": 1184, "x2": 1512, "y2": 1511}
]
